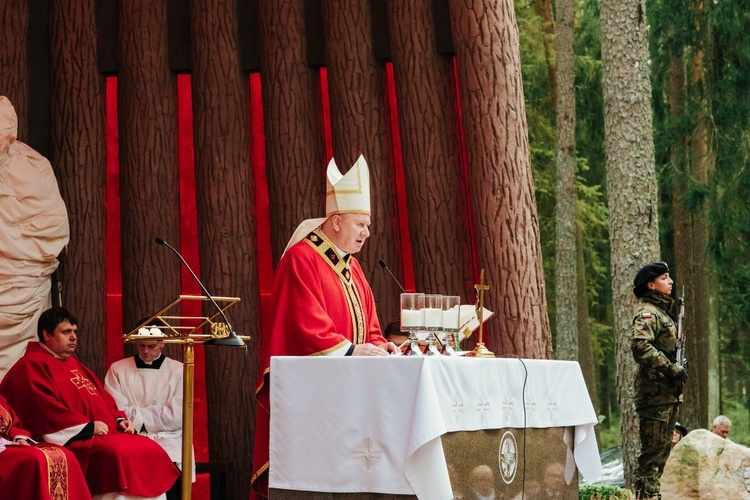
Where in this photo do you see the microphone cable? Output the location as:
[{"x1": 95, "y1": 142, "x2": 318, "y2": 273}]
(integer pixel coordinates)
[{"x1": 499, "y1": 353, "x2": 529, "y2": 499}]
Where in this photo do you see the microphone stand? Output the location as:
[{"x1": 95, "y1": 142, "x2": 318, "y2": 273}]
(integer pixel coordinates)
[
  {"x1": 378, "y1": 259, "x2": 406, "y2": 293},
  {"x1": 156, "y1": 237, "x2": 244, "y2": 346}
]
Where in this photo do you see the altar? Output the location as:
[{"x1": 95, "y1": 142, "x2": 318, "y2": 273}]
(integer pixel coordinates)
[{"x1": 269, "y1": 356, "x2": 602, "y2": 499}]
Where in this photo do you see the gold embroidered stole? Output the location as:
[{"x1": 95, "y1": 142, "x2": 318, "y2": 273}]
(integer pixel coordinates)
[
  {"x1": 305, "y1": 230, "x2": 366, "y2": 344},
  {"x1": 37, "y1": 444, "x2": 69, "y2": 500}
]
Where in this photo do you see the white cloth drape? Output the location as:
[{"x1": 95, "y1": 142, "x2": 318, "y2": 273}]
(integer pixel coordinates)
[
  {"x1": 0, "y1": 96, "x2": 69, "y2": 381},
  {"x1": 270, "y1": 356, "x2": 602, "y2": 499}
]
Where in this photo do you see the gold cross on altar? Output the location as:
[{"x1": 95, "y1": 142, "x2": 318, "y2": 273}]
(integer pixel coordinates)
[
  {"x1": 475, "y1": 269, "x2": 489, "y2": 320},
  {"x1": 469, "y1": 268, "x2": 495, "y2": 357}
]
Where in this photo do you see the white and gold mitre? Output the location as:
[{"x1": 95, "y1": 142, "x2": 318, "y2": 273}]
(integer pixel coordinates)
[
  {"x1": 283, "y1": 154, "x2": 371, "y2": 255},
  {"x1": 325, "y1": 154, "x2": 370, "y2": 217}
]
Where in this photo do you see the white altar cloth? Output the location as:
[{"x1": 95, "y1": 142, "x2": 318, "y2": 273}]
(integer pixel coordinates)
[{"x1": 269, "y1": 356, "x2": 602, "y2": 499}]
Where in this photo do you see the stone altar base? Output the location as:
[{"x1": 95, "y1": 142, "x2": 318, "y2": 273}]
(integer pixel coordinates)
[{"x1": 270, "y1": 427, "x2": 578, "y2": 499}]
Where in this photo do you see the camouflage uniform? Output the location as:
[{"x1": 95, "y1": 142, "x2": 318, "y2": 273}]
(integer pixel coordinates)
[{"x1": 631, "y1": 290, "x2": 684, "y2": 499}]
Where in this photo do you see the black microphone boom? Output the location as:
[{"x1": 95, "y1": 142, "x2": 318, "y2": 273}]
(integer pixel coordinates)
[
  {"x1": 155, "y1": 237, "x2": 244, "y2": 346},
  {"x1": 378, "y1": 259, "x2": 406, "y2": 294}
]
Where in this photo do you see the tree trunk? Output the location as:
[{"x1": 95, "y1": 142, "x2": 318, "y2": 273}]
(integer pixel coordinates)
[
  {"x1": 669, "y1": 23, "x2": 712, "y2": 433},
  {"x1": 320, "y1": 0, "x2": 402, "y2": 327},
  {"x1": 190, "y1": 1, "x2": 259, "y2": 497},
  {"x1": 118, "y1": 0, "x2": 182, "y2": 369},
  {"x1": 682, "y1": 41, "x2": 712, "y2": 430},
  {"x1": 0, "y1": 1, "x2": 29, "y2": 140},
  {"x1": 554, "y1": 0, "x2": 578, "y2": 361},
  {"x1": 447, "y1": 0, "x2": 551, "y2": 358},
  {"x1": 384, "y1": 0, "x2": 474, "y2": 302},
  {"x1": 48, "y1": 0, "x2": 107, "y2": 374},
  {"x1": 533, "y1": 0, "x2": 557, "y2": 110},
  {"x1": 708, "y1": 272, "x2": 720, "y2": 422},
  {"x1": 599, "y1": 0, "x2": 660, "y2": 488},
  {"x1": 258, "y1": 0, "x2": 326, "y2": 264},
  {"x1": 577, "y1": 227, "x2": 599, "y2": 422}
]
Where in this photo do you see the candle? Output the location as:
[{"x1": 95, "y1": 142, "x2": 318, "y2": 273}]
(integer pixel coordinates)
[
  {"x1": 424, "y1": 308, "x2": 442, "y2": 329},
  {"x1": 401, "y1": 309, "x2": 423, "y2": 328}
]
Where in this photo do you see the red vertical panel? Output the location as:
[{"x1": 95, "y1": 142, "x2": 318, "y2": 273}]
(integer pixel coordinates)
[
  {"x1": 176, "y1": 75, "x2": 210, "y2": 491},
  {"x1": 249, "y1": 73, "x2": 274, "y2": 328},
  {"x1": 319, "y1": 67, "x2": 334, "y2": 164},
  {"x1": 452, "y1": 57, "x2": 479, "y2": 281},
  {"x1": 105, "y1": 76, "x2": 123, "y2": 368},
  {"x1": 384, "y1": 63, "x2": 416, "y2": 292}
]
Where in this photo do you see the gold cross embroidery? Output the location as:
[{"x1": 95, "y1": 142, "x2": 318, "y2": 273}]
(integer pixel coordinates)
[{"x1": 69, "y1": 370, "x2": 98, "y2": 395}]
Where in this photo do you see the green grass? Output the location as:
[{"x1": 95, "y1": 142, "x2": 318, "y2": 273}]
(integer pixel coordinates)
[{"x1": 597, "y1": 413, "x2": 622, "y2": 450}]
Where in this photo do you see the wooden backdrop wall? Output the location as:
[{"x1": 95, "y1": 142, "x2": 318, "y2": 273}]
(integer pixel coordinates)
[{"x1": 0, "y1": 0, "x2": 552, "y2": 497}]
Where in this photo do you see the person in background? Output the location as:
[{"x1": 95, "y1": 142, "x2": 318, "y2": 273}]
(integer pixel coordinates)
[
  {"x1": 671, "y1": 422, "x2": 687, "y2": 448},
  {"x1": 384, "y1": 321, "x2": 409, "y2": 349},
  {"x1": 630, "y1": 261, "x2": 687, "y2": 500},
  {"x1": 0, "y1": 393, "x2": 91, "y2": 500},
  {"x1": 468, "y1": 464, "x2": 496, "y2": 500},
  {"x1": 538, "y1": 462, "x2": 566, "y2": 499},
  {"x1": 104, "y1": 322, "x2": 193, "y2": 500},
  {"x1": 711, "y1": 415, "x2": 732, "y2": 439}
]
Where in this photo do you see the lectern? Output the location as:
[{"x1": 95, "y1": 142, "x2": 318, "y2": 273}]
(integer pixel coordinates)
[{"x1": 123, "y1": 295, "x2": 250, "y2": 500}]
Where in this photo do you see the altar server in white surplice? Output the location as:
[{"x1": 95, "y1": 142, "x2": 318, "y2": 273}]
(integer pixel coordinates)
[{"x1": 104, "y1": 329, "x2": 195, "y2": 500}]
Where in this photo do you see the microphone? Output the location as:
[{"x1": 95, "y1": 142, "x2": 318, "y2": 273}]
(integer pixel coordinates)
[
  {"x1": 155, "y1": 237, "x2": 244, "y2": 346},
  {"x1": 378, "y1": 259, "x2": 406, "y2": 294}
]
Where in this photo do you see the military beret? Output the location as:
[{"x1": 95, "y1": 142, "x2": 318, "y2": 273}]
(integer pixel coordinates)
[{"x1": 633, "y1": 261, "x2": 669, "y2": 298}]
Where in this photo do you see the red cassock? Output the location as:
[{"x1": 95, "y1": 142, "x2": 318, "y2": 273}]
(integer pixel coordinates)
[
  {"x1": 0, "y1": 394, "x2": 91, "y2": 500},
  {"x1": 0, "y1": 342, "x2": 180, "y2": 497},
  {"x1": 251, "y1": 231, "x2": 387, "y2": 498}
]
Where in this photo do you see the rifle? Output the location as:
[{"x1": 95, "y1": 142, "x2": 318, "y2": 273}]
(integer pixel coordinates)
[{"x1": 676, "y1": 286, "x2": 687, "y2": 369}]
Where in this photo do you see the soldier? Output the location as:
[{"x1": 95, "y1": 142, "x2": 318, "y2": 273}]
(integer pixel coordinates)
[{"x1": 630, "y1": 261, "x2": 688, "y2": 499}]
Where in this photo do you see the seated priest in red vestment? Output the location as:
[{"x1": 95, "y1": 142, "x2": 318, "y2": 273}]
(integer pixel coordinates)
[
  {"x1": 0, "y1": 307, "x2": 180, "y2": 499},
  {"x1": 251, "y1": 155, "x2": 400, "y2": 499},
  {"x1": 0, "y1": 393, "x2": 91, "y2": 500}
]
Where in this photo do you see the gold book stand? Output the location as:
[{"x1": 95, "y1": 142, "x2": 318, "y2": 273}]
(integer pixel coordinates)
[{"x1": 123, "y1": 295, "x2": 250, "y2": 500}]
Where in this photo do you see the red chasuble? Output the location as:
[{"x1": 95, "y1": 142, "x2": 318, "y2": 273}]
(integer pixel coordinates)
[
  {"x1": 251, "y1": 231, "x2": 387, "y2": 498},
  {"x1": 0, "y1": 394, "x2": 91, "y2": 500},
  {"x1": 0, "y1": 342, "x2": 179, "y2": 496}
]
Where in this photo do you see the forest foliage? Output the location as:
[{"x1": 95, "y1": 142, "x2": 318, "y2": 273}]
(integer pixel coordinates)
[{"x1": 514, "y1": 0, "x2": 750, "y2": 446}]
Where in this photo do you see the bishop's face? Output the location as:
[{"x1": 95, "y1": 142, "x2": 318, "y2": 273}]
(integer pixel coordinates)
[
  {"x1": 331, "y1": 213, "x2": 371, "y2": 254},
  {"x1": 43, "y1": 320, "x2": 78, "y2": 359}
]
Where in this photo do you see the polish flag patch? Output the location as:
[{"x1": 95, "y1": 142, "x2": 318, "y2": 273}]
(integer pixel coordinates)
[{"x1": 641, "y1": 312, "x2": 652, "y2": 318}]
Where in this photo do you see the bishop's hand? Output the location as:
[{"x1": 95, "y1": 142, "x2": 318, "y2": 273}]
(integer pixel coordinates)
[{"x1": 352, "y1": 343, "x2": 391, "y2": 356}]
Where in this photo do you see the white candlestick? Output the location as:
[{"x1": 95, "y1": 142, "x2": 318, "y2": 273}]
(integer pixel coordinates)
[{"x1": 401, "y1": 309, "x2": 423, "y2": 328}]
